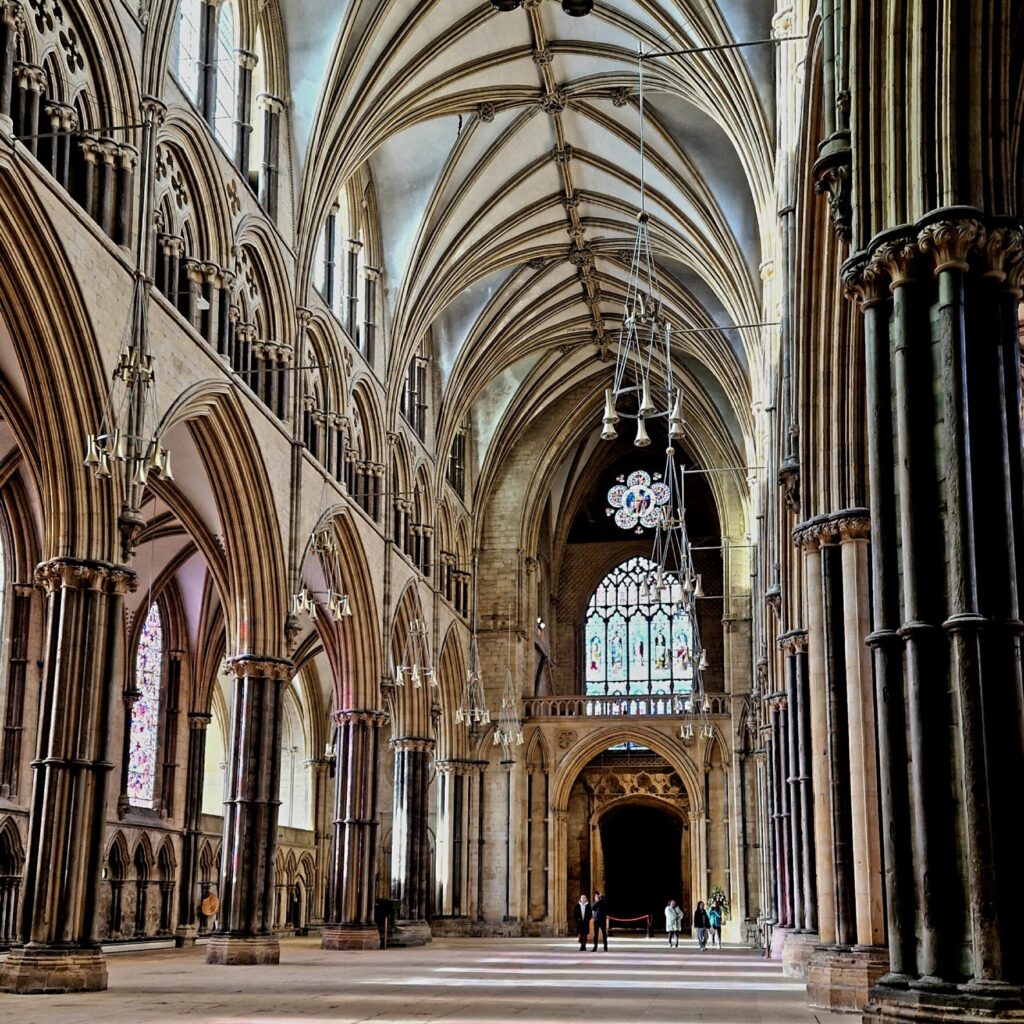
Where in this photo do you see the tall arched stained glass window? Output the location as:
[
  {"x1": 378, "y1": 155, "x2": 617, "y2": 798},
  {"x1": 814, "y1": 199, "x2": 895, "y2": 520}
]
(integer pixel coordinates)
[
  {"x1": 128, "y1": 602, "x2": 164, "y2": 808},
  {"x1": 584, "y1": 557, "x2": 694, "y2": 698}
]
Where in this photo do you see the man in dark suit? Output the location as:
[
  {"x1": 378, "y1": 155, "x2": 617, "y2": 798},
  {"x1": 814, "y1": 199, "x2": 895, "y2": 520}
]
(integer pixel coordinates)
[
  {"x1": 572, "y1": 894, "x2": 592, "y2": 951},
  {"x1": 591, "y1": 891, "x2": 608, "y2": 951}
]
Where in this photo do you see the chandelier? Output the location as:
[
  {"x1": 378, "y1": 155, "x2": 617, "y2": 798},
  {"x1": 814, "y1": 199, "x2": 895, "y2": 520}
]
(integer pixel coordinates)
[
  {"x1": 85, "y1": 104, "x2": 171, "y2": 561},
  {"x1": 601, "y1": 52, "x2": 683, "y2": 448},
  {"x1": 456, "y1": 560, "x2": 491, "y2": 727},
  {"x1": 493, "y1": 610, "x2": 524, "y2": 754},
  {"x1": 456, "y1": 633, "x2": 490, "y2": 726},
  {"x1": 395, "y1": 617, "x2": 434, "y2": 688},
  {"x1": 291, "y1": 525, "x2": 353, "y2": 622}
]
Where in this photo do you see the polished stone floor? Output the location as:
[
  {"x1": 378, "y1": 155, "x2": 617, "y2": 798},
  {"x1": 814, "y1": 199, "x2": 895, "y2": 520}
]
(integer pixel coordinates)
[{"x1": 0, "y1": 936, "x2": 849, "y2": 1024}]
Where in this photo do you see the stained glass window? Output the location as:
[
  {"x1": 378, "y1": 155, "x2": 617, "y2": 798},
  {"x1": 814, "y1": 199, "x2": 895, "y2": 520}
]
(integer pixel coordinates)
[
  {"x1": 606, "y1": 470, "x2": 670, "y2": 534},
  {"x1": 128, "y1": 602, "x2": 164, "y2": 808},
  {"x1": 585, "y1": 557, "x2": 693, "y2": 699}
]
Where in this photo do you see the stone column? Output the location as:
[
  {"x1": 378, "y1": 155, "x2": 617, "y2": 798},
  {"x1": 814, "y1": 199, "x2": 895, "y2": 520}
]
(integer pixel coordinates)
[
  {"x1": 550, "y1": 807, "x2": 567, "y2": 934},
  {"x1": 847, "y1": 221, "x2": 1024, "y2": 1022},
  {"x1": 175, "y1": 712, "x2": 211, "y2": 947},
  {"x1": 233, "y1": 48, "x2": 256, "y2": 173},
  {"x1": 256, "y1": 94, "x2": 283, "y2": 220},
  {"x1": 434, "y1": 759, "x2": 473, "y2": 921},
  {"x1": 197, "y1": 0, "x2": 219, "y2": 125},
  {"x1": 1, "y1": 558, "x2": 135, "y2": 994},
  {"x1": 799, "y1": 529, "x2": 837, "y2": 950},
  {"x1": 388, "y1": 736, "x2": 433, "y2": 946},
  {"x1": 322, "y1": 709, "x2": 387, "y2": 950},
  {"x1": 0, "y1": 1, "x2": 22, "y2": 133},
  {"x1": 206, "y1": 655, "x2": 291, "y2": 966}
]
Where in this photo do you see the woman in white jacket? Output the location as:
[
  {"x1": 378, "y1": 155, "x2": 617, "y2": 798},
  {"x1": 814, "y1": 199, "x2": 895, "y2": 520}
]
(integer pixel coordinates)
[{"x1": 664, "y1": 899, "x2": 684, "y2": 948}]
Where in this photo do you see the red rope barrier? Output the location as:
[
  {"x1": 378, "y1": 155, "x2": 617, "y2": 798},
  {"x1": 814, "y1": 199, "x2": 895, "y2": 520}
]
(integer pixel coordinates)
[{"x1": 607, "y1": 914, "x2": 652, "y2": 929}]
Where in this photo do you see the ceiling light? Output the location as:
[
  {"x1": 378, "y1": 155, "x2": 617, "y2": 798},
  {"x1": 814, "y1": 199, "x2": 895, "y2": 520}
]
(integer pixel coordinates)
[
  {"x1": 562, "y1": 0, "x2": 594, "y2": 14},
  {"x1": 491, "y1": 0, "x2": 522, "y2": 10}
]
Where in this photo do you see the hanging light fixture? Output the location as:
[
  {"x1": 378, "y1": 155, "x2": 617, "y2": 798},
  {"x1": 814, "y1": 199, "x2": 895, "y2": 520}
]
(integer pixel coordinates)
[
  {"x1": 396, "y1": 617, "x2": 434, "y2": 688},
  {"x1": 456, "y1": 558, "x2": 492, "y2": 727},
  {"x1": 601, "y1": 48, "x2": 676, "y2": 448},
  {"x1": 494, "y1": 607, "x2": 524, "y2": 754},
  {"x1": 561, "y1": 0, "x2": 594, "y2": 14},
  {"x1": 291, "y1": 524, "x2": 354, "y2": 623}
]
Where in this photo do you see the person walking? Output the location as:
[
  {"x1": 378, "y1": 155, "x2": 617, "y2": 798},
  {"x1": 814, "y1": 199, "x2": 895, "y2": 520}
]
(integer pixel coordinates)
[
  {"x1": 708, "y1": 901, "x2": 724, "y2": 946},
  {"x1": 693, "y1": 900, "x2": 711, "y2": 950},
  {"x1": 591, "y1": 892, "x2": 608, "y2": 951},
  {"x1": 709, "y1": 900, "x2": 724, "y2": 948},
  {"x1": 573, "y1": 894, "x2": 592, "y2": 952},
  {"x1": 664, "y1": 899, "x2": 683, "y2": 948}
]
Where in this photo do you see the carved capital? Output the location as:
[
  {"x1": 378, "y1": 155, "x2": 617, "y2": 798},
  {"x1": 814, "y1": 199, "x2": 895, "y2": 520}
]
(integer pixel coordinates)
[
  {"x1": 830, "y1": 507, "x2": 871, "y2": 541},
  {"x1": 918, "y1": 218, "x2": 986, "y2": 275},
  {"x1": 333, "y1": 708, "x2": 389, "y2": 729},
  {"x1": 777, "y1": 628, "x2": 808, "y2": 654},
  {"x1": 1, "y1": 1, "x2": 24, "y2": 31},
  {"x1": 391, "y1": 736, "x2": 435, "y2": 754},
  {"x1": 980, "y1": 225, "x2": 1024, "y2": 288},
  {"x1": 188, "y1": 712, "x2": 212, "y2": 731},
  {"x1": 872, "y1": 238, "x2": 920, "y2": 290},
  {"x1": 842, "y1": 253, "x2": 890, "y2": 308},
  {"x1": 812, "y1": 153, "x2": 852, "y2": 243},
  {"x1": 777, "y1": 458, "x2": 800, "y2": 515},
  {"x1": 435, "y1": 758, "x2": 474, "y2": 777},
  {"x1": 226, "y1": 655, "x2": 292, "y2": 681},
  {"x1": 34, "y1": 557, "x2": 137, "y2": 595},
  {"x1": 140, "y1": 96, "x2": 168, "y2": 127}
]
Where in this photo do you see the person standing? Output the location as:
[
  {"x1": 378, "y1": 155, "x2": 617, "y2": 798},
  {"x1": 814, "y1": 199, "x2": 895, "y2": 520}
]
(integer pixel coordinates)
[
  {"x1": 664, "y1": 899, "x2": 683, "y2": 948},
  {"x1": 693, "y1": 900, "x2": 711, "y2": 950},
  {"x1": 573, "y1": 894, "x2": 592, "y2": 952},
  {"x1": 707, "y1": 902, "x2": 721, "y2": 948},
  {"x1": 591, "y1": 892, "x2": 608, "y2": 951},
  {"x1": 709, "y1": 900, "x2": 724, "y2": 948}
]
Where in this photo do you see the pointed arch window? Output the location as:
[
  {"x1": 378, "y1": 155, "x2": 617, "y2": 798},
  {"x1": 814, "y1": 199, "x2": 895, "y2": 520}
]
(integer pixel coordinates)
[
  {"x1": 213, "y1": 1, "x2": 238, "y2": 151},
  {"x1": 584, "y1": 556, "x2": 693, "y2": 699},
  {"x1": 175, "y1": 0, "x2": 202, "y2": 101},
  {"x1": 128, "y1": 602, "x2": 164, "y2": 808}
]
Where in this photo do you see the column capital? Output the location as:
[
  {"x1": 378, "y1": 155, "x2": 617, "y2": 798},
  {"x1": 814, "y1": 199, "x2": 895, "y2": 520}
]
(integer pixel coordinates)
[
  {"x1": 234, "y1": 48, "x2": 258, "y2": 70},
  {"x1": 140, "y1": 96, "x2": 168, "y2": 127},
  {"x1": 1, "y1": 1, "x2": 24, "y2": 31},
  {"x1": 187, "y1": 712, "x2": 213, "y2": 730},
  {"x1": 830, "y1": 508, "x2": 871, "y2": 541},
  {"x1": 256, "y1": 93, "x2": 286, "y2": 117},
  {"x1": 777, "y1": 628, "x2": 808, "y2": 654},
  {"x1": 434, "y1": 758, "x2": 474, "y2": 777},
  {"x1": 390, "y1": 736, "x2": 434, "y2": 754},
  {"x1": 332, "y1": 708, "x2": 388, "y2": 729},
  {"x1": 34, "y1": 557, "x2": 137, "y2": 595},
  {"x1": 226, "y1": 655, "x2": 292, "y2": 681},
  {"x1": 918, "y1": 216, "x2": 987, "y2": 275}
]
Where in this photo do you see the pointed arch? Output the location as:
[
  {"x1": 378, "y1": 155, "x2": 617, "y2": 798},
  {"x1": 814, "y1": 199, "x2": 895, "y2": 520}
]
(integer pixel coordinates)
[{"x1": 388, "y1": 581, "x2": 433, "y2": 740}]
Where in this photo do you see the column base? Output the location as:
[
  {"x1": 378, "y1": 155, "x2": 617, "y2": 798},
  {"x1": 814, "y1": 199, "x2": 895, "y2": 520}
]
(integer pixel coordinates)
[
  {"x1": 174, "y1": 924, "x2": 199, "y2": 948},
  {"x1": 864, "y1": 978, "x2": 1024, "y2": 1022},
  {"x1": 807, "y1": 944, "x2": 889, "y2": 1013},
  {"x1": 205, "y1": 935, "x2": 280, "y2": 965},
  {"x1": 781, "y1": 930, "x2": 819, "y2": 978},
  {"x1": 386, "y1": 919, "x2": 432, "y2": 947},
  {"x1": 321, "y1": 924, "x2": 380, "y2": 950},
  {"x1": 0, "y1": 946, "x2": 108, "y2": 994}
]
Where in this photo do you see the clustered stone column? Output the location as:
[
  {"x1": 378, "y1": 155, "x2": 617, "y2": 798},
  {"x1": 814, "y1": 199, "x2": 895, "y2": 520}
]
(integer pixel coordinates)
[
  {"x1": 434, "y1": 759, "x2": 475, "y2": 920},
  {"x1": 0, "y1": 1, "x2": 22, "y2": 134},
  {"x1": 388, "y1": 736, "x2": 434, "y2": 946},
  {"x1": 322, "y1": 708, "x2": 387, "y2": 950},
  {"x1": 795, "y1": 513, "x2": 888, "y2": 1011},
  {"x1": 206, "y1": 655, "x2": 291, "y2": 966},
  {"x1": 175, "y1": 711, "x2": 211, "y2": 947},
  {"x1": 845, "y1": 216, "x2": 1024, "y2": 1023},
  {"x1": 1, "y1": 558, "x2": 135, "y2": 994},
  {"x1": 774, "y1": 628, "x2": 818, "y2": 974}
]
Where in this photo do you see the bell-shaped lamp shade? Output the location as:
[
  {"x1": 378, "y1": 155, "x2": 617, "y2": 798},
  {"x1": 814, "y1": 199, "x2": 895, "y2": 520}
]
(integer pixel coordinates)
[
  {"x1": 601, "y1": 418, "x2": 618, "y2": 441},
  {"x1": 84, "y1": 434, "x2": 101, "y2": 467},
  {"x1": 603, "y1": 388, "x2": 620, "y2": 424},
  {"x1": 638, "y1": 378, "x2": 656, "y2": 417},
  {"x1": 634, "y1": 417, "x2": 651, "y2": 447},
  {"x1": 159, "y1": 447, "x2": 174, "y2": 481}
]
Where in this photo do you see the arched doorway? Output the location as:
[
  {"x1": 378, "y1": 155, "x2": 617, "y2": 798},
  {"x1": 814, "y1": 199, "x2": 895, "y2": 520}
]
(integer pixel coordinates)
[{"x1": 599, "y1": 801, "x2": 686, "y2": 929}]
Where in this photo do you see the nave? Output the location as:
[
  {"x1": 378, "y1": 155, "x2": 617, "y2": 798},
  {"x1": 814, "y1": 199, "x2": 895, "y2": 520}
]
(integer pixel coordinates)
[{"x1": 0, "y1": 938, "x2": 847, "y2": 1024}]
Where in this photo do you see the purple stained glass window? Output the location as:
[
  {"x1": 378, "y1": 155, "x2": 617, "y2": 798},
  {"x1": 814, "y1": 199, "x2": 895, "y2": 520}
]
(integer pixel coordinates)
[
  {"x1": 584, "y1": 557, "x2": 693, "y2": 703},
  {"x1": 128, "y1": 601, "x2": 164, "y2": 808}
]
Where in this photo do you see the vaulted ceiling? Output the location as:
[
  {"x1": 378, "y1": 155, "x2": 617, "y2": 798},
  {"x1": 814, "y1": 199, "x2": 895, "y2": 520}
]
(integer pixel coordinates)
[{"x1": 289, "y1": 0, "x2": 779, "y2": 523}]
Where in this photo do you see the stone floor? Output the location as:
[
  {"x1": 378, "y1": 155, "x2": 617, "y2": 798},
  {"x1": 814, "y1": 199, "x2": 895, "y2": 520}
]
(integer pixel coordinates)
[{"x1": 0, "y1": 936, "x2": 851, "y2": 1024}]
